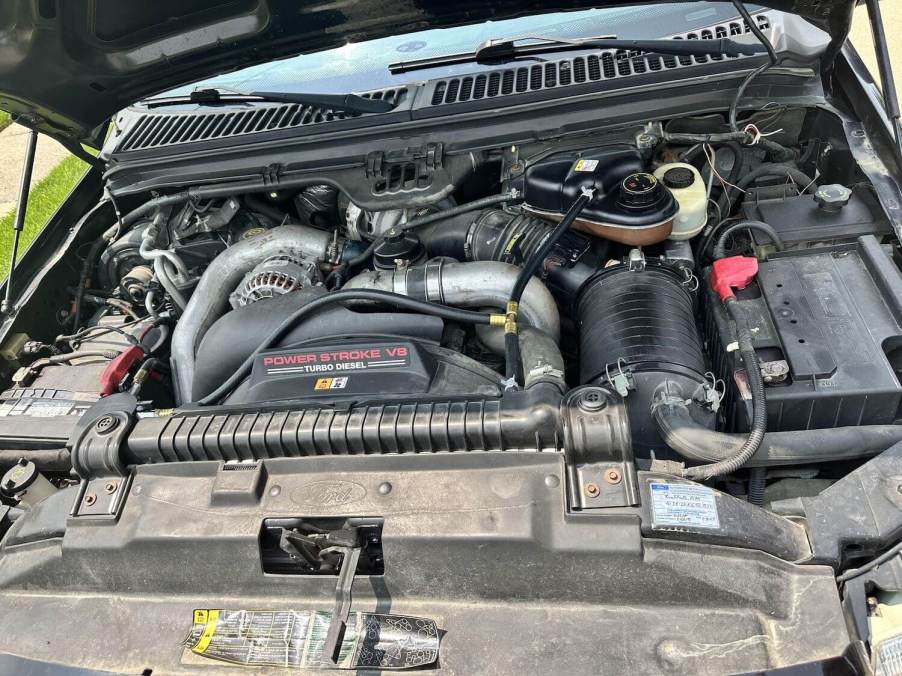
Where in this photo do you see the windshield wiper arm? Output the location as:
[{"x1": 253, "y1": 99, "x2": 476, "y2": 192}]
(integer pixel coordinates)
[
  {"x1": 389, "y1": 35, "x2": 767, "y2": 74},
  {"x1": 145, "y1": 88, "x2": 395, "y2": 114}
]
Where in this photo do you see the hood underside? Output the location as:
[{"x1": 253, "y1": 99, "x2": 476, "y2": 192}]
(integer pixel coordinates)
[{"x1": 0, "y1": 0, "x2": 856, "y2": 145}]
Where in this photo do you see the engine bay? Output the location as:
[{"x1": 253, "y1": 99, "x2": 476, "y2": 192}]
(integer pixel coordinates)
[
  {"x1": 2, "y1": 108, "x2": 899, "y2": 468},
  {"x1": 1, "y1": 102, "x2": 901, "y2": 673}
]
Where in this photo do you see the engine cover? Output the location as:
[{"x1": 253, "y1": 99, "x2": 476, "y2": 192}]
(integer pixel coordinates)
[{"x1": 229, "y1": 339, "x2": 504, "y2": 404}]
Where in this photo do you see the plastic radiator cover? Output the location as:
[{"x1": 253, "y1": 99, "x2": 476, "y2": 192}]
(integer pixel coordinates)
[{"x1": 0, "y1": 453, "x2": 853, "y2": 674}]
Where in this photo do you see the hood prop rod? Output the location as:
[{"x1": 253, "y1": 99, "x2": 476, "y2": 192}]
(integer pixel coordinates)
[
  {"x1": 1, "y1": 128, "x2": 38, "y2": 315},
  {"x1": 865, "y1": 0, "x2": 902, "y2": 155}
]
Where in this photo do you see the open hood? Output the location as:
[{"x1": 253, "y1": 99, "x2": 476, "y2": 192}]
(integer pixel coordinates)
[{"x1": 0, "y1": 0, "x2": 856, "y2": 146}]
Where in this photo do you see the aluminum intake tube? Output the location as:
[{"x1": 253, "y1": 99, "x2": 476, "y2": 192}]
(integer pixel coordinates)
[
  {"x1": 170, "y1": 225, "x2": 334, "y2": 403},
  {"x1": 345, "y1": 260, "x2": 560, "y2": 350}
]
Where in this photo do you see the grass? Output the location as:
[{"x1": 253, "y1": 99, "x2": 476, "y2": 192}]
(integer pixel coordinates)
[
  {"x1": 0, "y1": 154, "x2": 88, "y2": 279},
  {"x1": 0, "y1": 112, "x2": 11, "y2": 134}
]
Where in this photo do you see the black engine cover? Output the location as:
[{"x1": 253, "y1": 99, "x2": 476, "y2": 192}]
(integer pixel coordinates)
[{"x1": 229, "y1": 339, "x2": 503, "y2": 404}]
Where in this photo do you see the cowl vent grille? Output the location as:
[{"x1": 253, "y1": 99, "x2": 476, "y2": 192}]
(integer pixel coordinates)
[
  {"x1": 116, "y1": 88, "x2": 409, "y2": 152},
  {"x1": 428, "y1": 14, "x2": 771, "y2": 106}
]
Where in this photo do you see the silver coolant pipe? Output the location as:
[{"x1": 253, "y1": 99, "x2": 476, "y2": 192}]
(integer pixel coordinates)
[
  {"x1": 170, "y1": 224, "x2": 334, "y2": 403},
  {"x1": 345, "y1": 259, "x2": 561, "y2": 350}
]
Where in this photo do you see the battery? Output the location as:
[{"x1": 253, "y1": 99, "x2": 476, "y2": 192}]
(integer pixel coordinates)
[{"x1": 704, "y1": 236, "x2": 902, "y2": 431}]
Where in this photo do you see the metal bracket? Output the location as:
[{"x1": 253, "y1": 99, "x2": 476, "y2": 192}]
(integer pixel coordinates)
[
  {"x1": 570, "y1": 462, "x2": 640, "y2": 510},
  {"x1": 70, "y1": 474, "x2": 132, "y2": 520}
]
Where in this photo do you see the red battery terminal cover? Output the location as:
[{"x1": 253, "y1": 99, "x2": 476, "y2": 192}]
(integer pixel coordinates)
[{"x1": 710, "y1": 256, "x2": 759, "y2": 302}]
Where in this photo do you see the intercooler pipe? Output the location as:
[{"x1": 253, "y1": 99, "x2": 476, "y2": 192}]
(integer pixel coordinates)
[
  {"x1": 344, "y1": 260, "x2": 561, "y2": 353},
  {"x1": 652, "y1": 397, "x2": 902, "y2": 467},
  {"x1": 169, "y1": 224, "x2": 334, "y2": 403},
  {"x1": 417, "y1": 209, "x2": 600, "y2": 298}
]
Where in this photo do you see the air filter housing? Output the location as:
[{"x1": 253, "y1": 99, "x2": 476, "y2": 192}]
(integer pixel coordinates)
[{"x1": 577, "y1": 261, "x2": 712, "y2": 452}]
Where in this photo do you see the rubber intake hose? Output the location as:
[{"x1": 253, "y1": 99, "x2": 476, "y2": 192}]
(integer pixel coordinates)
[
  {"x1": 169, "y1": 224, "x2": 334, "y2": 403},
  {"x1": 653, "y1": 398, "x2": 902, "y2": 467},
  {"x1": 683, "y1": 297, "x2": 766, "y2": 480},
  {"x1": 505, "y1": 187, "x2": 594, "y2": 385},
  {"x1": 330, "y1": 191, "x2": 522, "y2": 284},
  {"x1": 518, "y1": 327, "x2": 566, "y2": 391}
]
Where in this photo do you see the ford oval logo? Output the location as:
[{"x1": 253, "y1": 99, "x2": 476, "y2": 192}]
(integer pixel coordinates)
[{"x1": 291, "y1": 480, "x2": 367, "y2": 507}]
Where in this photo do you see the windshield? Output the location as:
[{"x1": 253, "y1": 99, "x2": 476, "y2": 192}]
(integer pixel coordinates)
[{"x1": 153, "y1": 2, "x2": 762, "y2": 100}]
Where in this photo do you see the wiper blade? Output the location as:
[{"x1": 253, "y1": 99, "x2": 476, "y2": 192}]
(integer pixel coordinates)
[
  {"x1": 389, "y1": 35, "x2": 767, "y2": 74},
  {"x1": 145, "y1": 88, "x2": 395, "y2": 114}
]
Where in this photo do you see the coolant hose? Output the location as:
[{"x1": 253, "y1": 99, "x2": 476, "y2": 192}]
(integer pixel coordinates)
[
  {"x1": 653, "y1": 398, "x2": 902, "y2": 467},
  {"x1": 153, "y1": 258, "x2": 188, "y2": 311},
  {"x1": 0, "y1": 449, "x2": 70, "y2": 472},
  {"x1": 661, "y1": 132, "x2": 795, "y2": 164},
  {"x1": 169, "y1": 224, "x2": 335, "y2": 403},
  {"x1": 139, "y1": 209, "x2": 190, "y2": 279}
]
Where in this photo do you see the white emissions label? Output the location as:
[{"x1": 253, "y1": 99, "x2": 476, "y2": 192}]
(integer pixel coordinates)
[{"x1": 649, "y1": 482, "x2": 720, "y2": 530}]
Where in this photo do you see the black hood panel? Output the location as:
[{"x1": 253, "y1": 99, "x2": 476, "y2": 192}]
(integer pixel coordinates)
[{"x1": 0, "y1": 0, "x2": 855, "y2": 144}]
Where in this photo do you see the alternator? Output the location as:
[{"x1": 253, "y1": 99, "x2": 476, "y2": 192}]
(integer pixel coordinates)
[{"x1": 229, "y1": 255, "x2": 320, "y2": 308}]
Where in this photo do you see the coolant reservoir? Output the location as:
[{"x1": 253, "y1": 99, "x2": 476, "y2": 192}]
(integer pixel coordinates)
[{"x1": 654, "y1": 163, "x2": 706, "y2": 240}]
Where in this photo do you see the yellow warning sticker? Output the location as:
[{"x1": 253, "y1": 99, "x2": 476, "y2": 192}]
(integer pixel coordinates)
[
  {"x1": 194, "y1": 609, "x2": 219, "y2": 654},
  {"x1": 185, "y1": 609, "x2": 440, "y2": 669},
  {"x1": 314, "y1": 377, "x2": 349, "y2": 391},
  {"x1": 573, "y1": 159, "x2": 599, "y2": 172}
]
